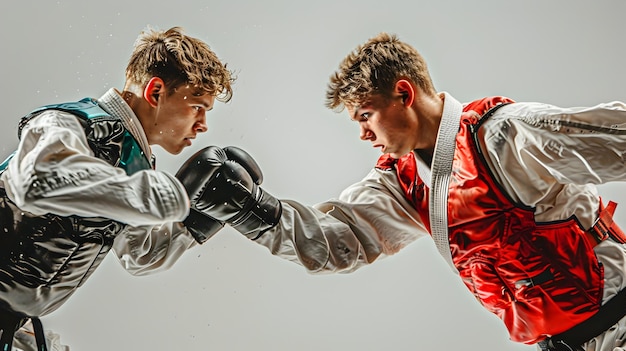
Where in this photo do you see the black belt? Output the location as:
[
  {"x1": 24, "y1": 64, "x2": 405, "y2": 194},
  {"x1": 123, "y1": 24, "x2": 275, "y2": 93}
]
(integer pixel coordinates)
[
  {"x1": 538, "y1": 287, "x2": 626, "y2": 351},
  {"x1": 0, "y1": 310, "x2": 48, "y2": 351}
]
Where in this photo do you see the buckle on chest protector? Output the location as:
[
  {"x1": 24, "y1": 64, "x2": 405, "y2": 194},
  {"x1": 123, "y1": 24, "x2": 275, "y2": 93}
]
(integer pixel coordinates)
[{"x1": 585, "y1": 200, "x2": 626, "y2": 245}]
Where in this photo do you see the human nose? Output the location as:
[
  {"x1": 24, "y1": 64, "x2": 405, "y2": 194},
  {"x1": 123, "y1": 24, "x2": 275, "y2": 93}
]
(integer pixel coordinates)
[
  {"x1": 360, "y1": 125, "x2": 373, "y2": 141},
  {"x1": 195, "y1": 115, "x2": 208, "y2": 133}
]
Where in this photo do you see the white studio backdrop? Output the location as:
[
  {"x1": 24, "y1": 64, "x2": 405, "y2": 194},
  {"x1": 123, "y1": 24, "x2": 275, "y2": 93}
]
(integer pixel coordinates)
[{"x1": 1, "y1": 1, "x2": 626, "y2": 350}]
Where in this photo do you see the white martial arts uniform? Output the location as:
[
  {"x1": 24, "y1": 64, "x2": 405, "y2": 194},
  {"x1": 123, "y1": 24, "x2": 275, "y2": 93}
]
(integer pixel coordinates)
[
  {"x1": 254, "y1": 93, "x2": 626, "y2": 351},
  {"x1": 0, "y1": 88, "x2": 196, "y2": 350}
]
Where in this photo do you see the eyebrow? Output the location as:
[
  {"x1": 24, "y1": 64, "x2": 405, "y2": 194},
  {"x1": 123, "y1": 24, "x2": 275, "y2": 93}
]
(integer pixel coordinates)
[{"x1": 200, "y1": 102, "x2": 214, "y2": 111}]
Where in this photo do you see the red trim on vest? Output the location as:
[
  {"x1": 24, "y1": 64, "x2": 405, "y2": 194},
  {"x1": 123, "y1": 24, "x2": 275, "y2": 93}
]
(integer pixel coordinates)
[{"x1": 376, "y1": 96, "x2": 607, "y2": 344}]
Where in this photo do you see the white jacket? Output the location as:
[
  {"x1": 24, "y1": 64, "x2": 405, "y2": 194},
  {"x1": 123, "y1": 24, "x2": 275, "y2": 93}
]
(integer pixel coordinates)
[
  {"x1": 0, "y1": 88, "x2": 196, "y2": 318},
  {"x1": 256, "y1": 93, "x2": 626, "y2": 351}
]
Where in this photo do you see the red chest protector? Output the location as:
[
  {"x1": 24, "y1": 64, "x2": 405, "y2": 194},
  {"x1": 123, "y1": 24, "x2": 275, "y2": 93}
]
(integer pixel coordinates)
[{"x1": 376, "y1": 97, "x2": 611, "y2": 344}]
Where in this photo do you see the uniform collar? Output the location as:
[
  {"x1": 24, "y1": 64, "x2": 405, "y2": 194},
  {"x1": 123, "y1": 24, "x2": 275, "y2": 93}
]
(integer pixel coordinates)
[
  {"x1": 97, "y1": 88, "x2": 153, "y2": 163},
  {"x1": 413, "y1": 91, "x2": 463, "y2": 189}
]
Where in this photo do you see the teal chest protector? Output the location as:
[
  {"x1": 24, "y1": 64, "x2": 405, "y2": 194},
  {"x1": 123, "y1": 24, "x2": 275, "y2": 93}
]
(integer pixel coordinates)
[
  {"x1": 0, "y1": 98, "x2": 152, "y2": 351},
  {"x1": 1, "y1": 97, "x2": 152, "y2": 174}
]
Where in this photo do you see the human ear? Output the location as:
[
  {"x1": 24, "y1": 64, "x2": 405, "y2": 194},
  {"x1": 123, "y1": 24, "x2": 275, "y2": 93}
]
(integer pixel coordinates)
[
  {"x1": 143, "y1": 77, "x2": 165, "y2": 107},
  {"x1": 395, "y1": 79, "x2": 415, "y2": 107}
]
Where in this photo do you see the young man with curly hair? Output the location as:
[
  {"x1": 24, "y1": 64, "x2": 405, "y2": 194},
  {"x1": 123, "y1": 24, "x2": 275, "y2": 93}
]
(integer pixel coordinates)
[
  {"x1": 194, "y1": 32, "x2": 626, "y2": 351},
  {"x1": 0, "y1": 26, "x2": 235, "y2": 350}
]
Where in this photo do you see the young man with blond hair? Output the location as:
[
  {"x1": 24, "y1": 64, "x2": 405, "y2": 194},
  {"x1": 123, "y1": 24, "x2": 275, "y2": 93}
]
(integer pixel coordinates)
[
  {"x1": 191, "y1": 32, "x2": 626, "y2": 351},
  {"x1": 0, "y1": 26, "x2": 235, "y2": 350}
]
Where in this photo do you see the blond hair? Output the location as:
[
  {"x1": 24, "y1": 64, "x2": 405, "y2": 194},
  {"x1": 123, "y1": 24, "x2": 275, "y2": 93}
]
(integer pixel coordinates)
[
  {"x1": 126, "y1": 26, "x2": 234, "y2": 102},
  {"x1": 326, "y1": 32, "x2": 436, "y2": 111}
]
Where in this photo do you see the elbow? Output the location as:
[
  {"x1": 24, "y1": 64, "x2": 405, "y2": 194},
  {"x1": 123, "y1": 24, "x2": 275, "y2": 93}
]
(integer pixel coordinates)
[{"x1": 301, "y1": 240, "x2": 365, "y2": 274}]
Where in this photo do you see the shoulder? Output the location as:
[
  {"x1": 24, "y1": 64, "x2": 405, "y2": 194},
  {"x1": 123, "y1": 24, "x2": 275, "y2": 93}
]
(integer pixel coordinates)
[
  {"x1": 463, "y1": 96, "x2": 516, "y2": 115},
  {"x1": 20, "y1": 109, "x2": 85, "y2": 133}
]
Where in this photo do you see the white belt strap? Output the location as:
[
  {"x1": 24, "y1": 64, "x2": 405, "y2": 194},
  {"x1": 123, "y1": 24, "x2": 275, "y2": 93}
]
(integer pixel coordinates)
[{"x1": 429, "y1": 92, "x2": 463, "y2": 273}]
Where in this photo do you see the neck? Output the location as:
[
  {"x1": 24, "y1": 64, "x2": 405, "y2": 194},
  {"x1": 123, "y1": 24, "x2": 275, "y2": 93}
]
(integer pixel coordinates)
[
  {"x1": 119, "y1": 84, "x2": 152, "y2": 117},
  {"x1": 117, "y1": 86, "x2": 155, "y2": 143},
  {"x1": 414, "y1": 92, "x2": 445, "y2": 155},
  {"x1": 119, "y1": 87, "x2": 141, "y2": 108}
]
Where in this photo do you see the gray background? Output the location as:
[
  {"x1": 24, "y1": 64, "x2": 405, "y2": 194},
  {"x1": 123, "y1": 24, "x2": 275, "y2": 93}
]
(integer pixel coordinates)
[{"x1": 2, "y1": 1, "x2": 625, "y2": 350}]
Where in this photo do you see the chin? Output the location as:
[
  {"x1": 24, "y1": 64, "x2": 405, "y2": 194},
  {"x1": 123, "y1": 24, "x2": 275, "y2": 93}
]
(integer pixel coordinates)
[{"x1": 164, "y1": 146, "x2": 184, "y2": 155}]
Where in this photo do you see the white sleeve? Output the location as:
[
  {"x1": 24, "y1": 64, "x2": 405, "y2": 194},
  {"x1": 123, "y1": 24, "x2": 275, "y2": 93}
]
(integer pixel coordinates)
[
  {"x1": 478, "y1": 100, "x2": 626, "y2": 227},
  {"x1": 112, "y1": 221, "x2": 197, "y2": 276},
  {"x1": 254, "y1": 168, "x2": 429, "y2": 274},
  {"x1": 1, "y1": 110, "x2": 189, "y2": 226},
  {"x1": 12, "y1": 320, "x2": 69, "y2": 351}
]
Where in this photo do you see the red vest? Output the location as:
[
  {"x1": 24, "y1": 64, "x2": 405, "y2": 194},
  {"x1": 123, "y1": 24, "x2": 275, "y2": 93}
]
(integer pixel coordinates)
[{"x1": 376, "y1": 97, "x2": 610, "y2": 344}]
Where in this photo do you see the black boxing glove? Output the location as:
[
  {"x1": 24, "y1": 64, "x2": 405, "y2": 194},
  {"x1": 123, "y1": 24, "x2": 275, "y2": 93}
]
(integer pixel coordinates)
[
  {"x1": 202, "y1": 146, "x2": 282, "y2": 239},
  {"x1": 176, "y1": 146, "x2": 229, "y2": 243},
  {"x1": 176, "y1": 146, "x2": 282, "y2": 241}
]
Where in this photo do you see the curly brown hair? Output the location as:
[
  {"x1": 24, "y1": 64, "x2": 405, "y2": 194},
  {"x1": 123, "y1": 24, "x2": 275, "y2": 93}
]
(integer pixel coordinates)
[
  {"x1": 326, "y1": 32, "x2": 436, "y2": 111},
  {"x1": 126, "y1": 26, "x2": 235, "y2": 102}
]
